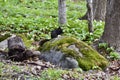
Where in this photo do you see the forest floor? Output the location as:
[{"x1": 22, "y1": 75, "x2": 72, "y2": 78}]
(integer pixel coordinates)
[
  {"x1": 0, "y1": 0, "x2": 120, "y2": 79},
  {"x1": 0, "y1": 40, "x2": 120, "y2": 80}
]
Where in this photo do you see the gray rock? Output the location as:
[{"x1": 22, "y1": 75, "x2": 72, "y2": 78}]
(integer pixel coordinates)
[
  {"x1": 60, "y1": 57, "x2": 78, "y2": 68},
  {"x1": 39, "y1": 49, "x2": 79, "y2": 69},
  {"x1": 40, "y1": 49, "x2": 64, "y2": 65},
  {"x1": 0, "y1": 35, "x2": 16, "y2": 51}
]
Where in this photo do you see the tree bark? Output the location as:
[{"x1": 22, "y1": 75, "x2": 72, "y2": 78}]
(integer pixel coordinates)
[
  {"x1": 8, "y1": 36, "x2": 41, "y2": 61},
  {"x1": 8, "y1": 36, "x2": 26, "y2": 61},
  {"x1": 79, "y1": 0, "x2": 107, "y2": 21},
  {"x1": 101, "y1": 0, "x2": 120, "y2": 51},
  {"x1": 87, "y1": 0, "x2": 94, "y2": 32},
  {"x1": 58, "y1": 0, "x2": 67, "y2": 26},
  {"x1": 79, "y1": 0, "x2": 94, "y2": 33},
  {"x1": 93, "y1": 0, "x2": 107, "y2": 21}
]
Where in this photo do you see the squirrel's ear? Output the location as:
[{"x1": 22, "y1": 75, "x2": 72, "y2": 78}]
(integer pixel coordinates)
[{"x1": 58, "y1": 26, "x2": 61, "y2": 29}]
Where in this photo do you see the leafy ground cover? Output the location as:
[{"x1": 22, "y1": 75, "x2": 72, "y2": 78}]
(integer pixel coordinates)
[
  {"x1": 0, "y1": 0, "x2": 120, "y2": 79},
  {"x1": 0, "y1": 56, "x2": 119, "y2": 80},
  {"x1": 0, "y1": 0, "x2": 104, "y2": 42}
]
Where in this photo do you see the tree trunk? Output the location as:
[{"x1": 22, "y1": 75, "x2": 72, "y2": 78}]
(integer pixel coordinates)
[
  {"x1": 101, "y1": 0, "x2": 120, "y2": 51},
  {"x1": 79, "y1": 0, "x2": 107, "y2": 21},
  {"x1": 8, "y1": 36, "x2": 41, "y2": 61},
  {"x1": 79, "y1": 0, "x2": 94, "y2": 33},
  {"x1": 93, "y1": 0, "x2": 107, "y2": 21},
  {"x1": 87, "y1": 0, "x2": 94, "y2": 32},
  {"x1": 8, "y1": 36, "x2": 26, "y2": 61},
  {"x1": 58, "y1": 0, "x2": 67, "y2": 26}
]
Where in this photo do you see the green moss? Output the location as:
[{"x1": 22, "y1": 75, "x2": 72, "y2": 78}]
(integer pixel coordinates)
[
  {"x1": 40, "y1": 36, "x2": 108, "y2": 71},
  {"x1": 61, "y1": 47, "x2": 79, "y2": 58},
  {"x1": 42, "y1": 37, "x2": 77, "y2": 51},
  {"x1": 16, "y1": 34, "x2": 33, "y2": 48},
  {"x1": 77, "y1": 58, "x2": 93, "y2": 70},
  {"x1": 0, "y1": 34, "x2": 11, "y2": 42},
  {"x1": 76, "y1": 41, "x2": 108, "y2": 70}
]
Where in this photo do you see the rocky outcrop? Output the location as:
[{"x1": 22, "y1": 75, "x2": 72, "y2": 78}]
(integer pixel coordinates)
[{"x1": 39, "y1": 36, "x2": 108, "y2": 70}]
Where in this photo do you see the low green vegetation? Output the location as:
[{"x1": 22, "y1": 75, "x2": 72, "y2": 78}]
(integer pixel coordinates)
[
  {"x1": 98, "y1": 42, "x2": 120, "y2": 60},
  {"x1": 98, "y1": 43, "x2": 108, "y2": 49},
  {"x1": 40, "y1": 68, "x2": 83, "y2": 80},
  {"x1": 110, "y1": 52, "x2": 120, "y2": 60},
  {"x1": 0, "y1": 0, "x2": 104, "y2": 43},
  {"x1": 40, "y1": 68, "x2": 65, "y2": 80}
]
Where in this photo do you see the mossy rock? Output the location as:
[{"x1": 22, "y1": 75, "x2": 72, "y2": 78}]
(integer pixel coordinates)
[
  {"x1": 0, "y1": 33, "x2": 12, "y2": 50},
  {"x1": 40, "y1": 36, "x2": 108, "y2": 71}
]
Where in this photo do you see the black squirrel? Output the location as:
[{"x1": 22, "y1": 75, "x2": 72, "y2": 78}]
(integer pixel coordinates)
[
  {"x1": 39, "y1": 27, "x2": 63, "y2": 46},
  {"x1": 51, "y1": 27, "x2": 63, "y2": 38}
]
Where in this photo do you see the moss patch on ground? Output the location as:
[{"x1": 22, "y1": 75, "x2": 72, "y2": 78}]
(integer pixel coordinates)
[
  {"x1": 16, "y1": 34, "x2": 33, "y2": 48},
  {"x1": 0, "y1": 33, "x2": 11, "y2": 42},
  {"x1": 40, "y1": 36, "x2": 109, "y2": 71}
]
